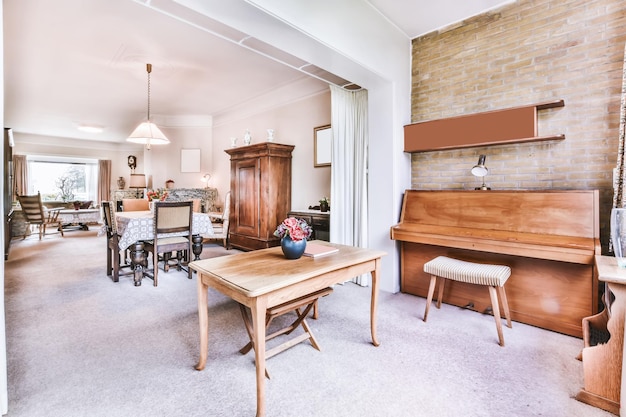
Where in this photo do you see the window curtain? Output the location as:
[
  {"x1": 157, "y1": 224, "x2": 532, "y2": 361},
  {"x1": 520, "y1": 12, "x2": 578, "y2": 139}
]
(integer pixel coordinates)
[
  {"x1": 613, "y1": 44, "x2": 626, "y2": 210},
  {"x1": 611, "y1": 44, "x2": 626, "y2": 255},
  {"x1": 98, "y1": 159, "x2": 111, "y2": 206},
  {"x1": 12, "y1": 154, "x2": 27, "y2": 197},
  {"x1": 329, "y1": 85, "x2": 369, "y2": 286}
]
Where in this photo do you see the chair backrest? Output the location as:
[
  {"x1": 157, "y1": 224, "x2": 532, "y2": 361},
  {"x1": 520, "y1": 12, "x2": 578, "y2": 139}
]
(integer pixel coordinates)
[
  {"x1": 122, "y1": 199, "x2": 149, "y2": 211},
  {"x1": 17, "y1": 193, "x2": 45, "y2": 224},
  {"x1": 222, "y1": 191, "x2": 231, "y2": 220},
  {"x1": 101, "y1": 201, "x2": 116, "y2": 234},
  {"x1": 191, "y1": 198, "x2": 201, "y2": 213},
  {"x1": 221, "y1": 191, "x2": 231, "y2": 230},
  {"x1": 154, "y1": 201, "x2": 193, "y2": 235}
]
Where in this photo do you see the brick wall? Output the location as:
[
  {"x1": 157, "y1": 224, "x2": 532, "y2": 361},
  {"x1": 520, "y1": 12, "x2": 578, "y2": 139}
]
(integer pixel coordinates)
[{"x1": 410, "y1": 0, "x2": 626, "y2": 252}]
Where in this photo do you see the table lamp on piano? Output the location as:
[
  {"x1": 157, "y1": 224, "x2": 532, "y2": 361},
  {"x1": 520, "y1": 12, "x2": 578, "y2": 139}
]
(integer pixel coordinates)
[{"x1": 471, "y1": 154, "x2": 491, "y2": 190}]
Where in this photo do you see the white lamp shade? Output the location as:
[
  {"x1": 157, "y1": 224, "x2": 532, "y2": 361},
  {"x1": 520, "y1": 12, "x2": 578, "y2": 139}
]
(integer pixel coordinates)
[
  {"x1": 471, "y1": 165, "x2": 489, "y2": 177},
  {"x1": 127, "y1": 122, "x2": 170, "y2": 145},
  {"x1": 129, "y1": 173, "x2": 147, "y2": 188}
]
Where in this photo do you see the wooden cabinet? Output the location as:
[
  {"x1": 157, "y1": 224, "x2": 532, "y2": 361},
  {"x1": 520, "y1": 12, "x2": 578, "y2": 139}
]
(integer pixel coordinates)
[
  {"x1": 226, "y1": 143, "x2": 294, "y2": 251},
  {"x1": 288, "y1": 210, "x2": 330, "y2": 241}
]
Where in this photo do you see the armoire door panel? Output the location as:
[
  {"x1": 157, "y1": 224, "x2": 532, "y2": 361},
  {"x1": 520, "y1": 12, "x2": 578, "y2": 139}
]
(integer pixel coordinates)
[{"x1": 234, "y1": 161, "x2": 259, "y2": 237}]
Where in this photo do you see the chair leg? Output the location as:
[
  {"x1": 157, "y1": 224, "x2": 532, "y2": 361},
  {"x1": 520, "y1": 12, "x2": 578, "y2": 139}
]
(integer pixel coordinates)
[
  {"x1": 424, "y1": 275, "x2": 438, "y2": 322},
  {"x1": 488, "y1": 286, "x2": 505, "y2": 347},
  {"x1": 152, "y1": 251, "x2": 159, "y2": 287},
  {"x1": 112, "y1": 248, "x2": 120, "y2": 283},
  {"x1": 106, "y1": 245, "x2": 112, "y2": 277}
]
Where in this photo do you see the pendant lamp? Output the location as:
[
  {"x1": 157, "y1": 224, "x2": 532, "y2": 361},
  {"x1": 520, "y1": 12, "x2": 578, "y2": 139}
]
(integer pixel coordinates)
[{"x1": 127, "y1": 63, "x2": 170, "y2": 150}]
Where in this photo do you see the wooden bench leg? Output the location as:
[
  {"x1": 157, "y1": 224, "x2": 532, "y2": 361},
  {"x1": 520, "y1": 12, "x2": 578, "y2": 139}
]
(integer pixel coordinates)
[
  {"x1": 424, "y1": 275, "x2": 437, "y2": 322},
  {"x1": 436, "y1": 277, "x2": 445, "y2": 309},
  {"x1": 498, "y1": 286, "x2": 512, "y2": 328},
  {"x1": 488, "y1": 286, "x2": 505, "y2": 347}
]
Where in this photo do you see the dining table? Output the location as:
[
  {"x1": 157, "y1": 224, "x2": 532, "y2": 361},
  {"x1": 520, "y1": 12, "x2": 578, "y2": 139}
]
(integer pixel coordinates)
[{"x1": 115, "y1": 210, "x2": 213, "y2": 285}]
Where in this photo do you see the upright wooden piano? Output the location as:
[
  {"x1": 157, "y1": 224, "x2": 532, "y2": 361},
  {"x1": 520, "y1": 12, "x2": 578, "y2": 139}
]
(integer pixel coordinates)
[{"x1": 390, "y1": 189, "x2": 601, "y2": 337}]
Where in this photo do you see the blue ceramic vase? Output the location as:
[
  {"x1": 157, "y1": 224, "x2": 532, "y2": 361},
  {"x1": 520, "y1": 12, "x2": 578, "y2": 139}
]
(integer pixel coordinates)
[{"x1": 281, "y1": 235, "x2": 307, "y2": 259}]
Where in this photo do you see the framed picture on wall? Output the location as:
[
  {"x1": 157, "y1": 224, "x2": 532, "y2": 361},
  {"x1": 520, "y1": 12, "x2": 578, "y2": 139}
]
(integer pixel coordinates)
[
  {"x1": 314, "y1": 125, "x2": 331, "y2": 167},
  {"x1": 181, "y1": 149, "x2": 201, "y2": 173}
]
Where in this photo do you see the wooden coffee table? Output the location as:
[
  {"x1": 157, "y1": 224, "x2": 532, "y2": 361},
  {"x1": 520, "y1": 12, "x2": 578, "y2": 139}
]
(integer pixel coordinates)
[{"x1": 189, "y1": 242, "x2": 386, "y2": 417}]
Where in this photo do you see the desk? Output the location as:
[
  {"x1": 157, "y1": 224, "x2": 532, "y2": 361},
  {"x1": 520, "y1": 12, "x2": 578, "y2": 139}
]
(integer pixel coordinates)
[
  {"x1": 115, "y1": 211, "x2": 213, "y2": 285},
  {"x1": 58, "y1": 208, "x2": 101, "y2": 230},
  {"x1": 189, "y1": 242, "x2": 386, "y2": 417},
  {"x1": 577, "y1": 255, "x2": 626, "y2": 415}
]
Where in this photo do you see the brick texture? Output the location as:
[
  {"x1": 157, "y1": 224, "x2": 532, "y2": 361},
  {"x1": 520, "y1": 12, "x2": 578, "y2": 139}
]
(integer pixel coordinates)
[{"x1": 410, "y1": 0, "x2": 626, "y2": 252}]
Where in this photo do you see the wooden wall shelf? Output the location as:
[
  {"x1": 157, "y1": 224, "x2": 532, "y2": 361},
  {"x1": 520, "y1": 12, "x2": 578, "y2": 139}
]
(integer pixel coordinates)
[{"x1": 403, "y1": 99, "x2": 565, "y2": 153}]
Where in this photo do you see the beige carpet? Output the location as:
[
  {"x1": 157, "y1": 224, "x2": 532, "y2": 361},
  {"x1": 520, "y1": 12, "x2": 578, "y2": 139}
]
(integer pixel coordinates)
[{"x1": 3, "y1": 230, "x2": 614, "y2": 417}]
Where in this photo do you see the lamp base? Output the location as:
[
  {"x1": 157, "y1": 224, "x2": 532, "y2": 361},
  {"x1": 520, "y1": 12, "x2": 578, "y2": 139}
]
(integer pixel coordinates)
[{"x1": 475, "y1": 185, "x2": 491, "y2": 191}]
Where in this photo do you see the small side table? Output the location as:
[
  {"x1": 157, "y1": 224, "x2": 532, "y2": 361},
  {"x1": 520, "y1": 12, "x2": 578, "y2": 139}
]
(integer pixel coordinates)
[{"x1": 58, "y1": 208, "x2": 101, "y2": 231}]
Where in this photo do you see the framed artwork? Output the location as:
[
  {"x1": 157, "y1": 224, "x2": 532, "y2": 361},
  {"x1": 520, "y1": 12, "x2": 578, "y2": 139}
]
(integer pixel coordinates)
[
  {"x1": 180, "y1": 149, "x2": 201, "y2": 173},
  {"x1": 314, "y1": 125, "x2": 332, "y2": 167}
]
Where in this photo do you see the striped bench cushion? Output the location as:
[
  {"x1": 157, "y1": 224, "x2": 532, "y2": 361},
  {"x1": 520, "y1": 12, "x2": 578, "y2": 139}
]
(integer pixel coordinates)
[{"x1": 423, "y1": 256, "x2": 511, "y2": 287}]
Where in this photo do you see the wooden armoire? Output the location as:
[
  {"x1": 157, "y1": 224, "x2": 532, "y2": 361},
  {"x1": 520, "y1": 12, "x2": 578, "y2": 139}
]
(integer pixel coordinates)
[{"x1": 225, "y1": 142, "x2": 294, "y2": 251}]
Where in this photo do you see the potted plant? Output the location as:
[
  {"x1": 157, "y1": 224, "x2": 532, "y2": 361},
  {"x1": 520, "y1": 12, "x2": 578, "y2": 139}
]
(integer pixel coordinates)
[
  {"x1": 273, "y1": 217, "x2": 312, "y2": 259},
  {"x1": 319, "y1": 197, "x2": 329, "y2": 212}
]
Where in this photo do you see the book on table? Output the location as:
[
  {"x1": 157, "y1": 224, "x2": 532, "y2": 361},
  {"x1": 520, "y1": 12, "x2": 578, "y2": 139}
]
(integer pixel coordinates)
[{"x1": 304, "y1": 243, "x2": 339, "y2": 258}]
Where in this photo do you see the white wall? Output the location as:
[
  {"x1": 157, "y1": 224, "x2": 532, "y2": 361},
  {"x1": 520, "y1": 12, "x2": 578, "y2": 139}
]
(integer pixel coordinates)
[
  {"x1": 180, "y1": 0, "x2": 412, "y2": 292},
  {"x1": 144, "y1": 123, "x2": 213, "y2": 190},
  {"x1": 212, "y1": 90, "x2": 331, "y2": 209},
  {"x1": 0, "y1": 0, "x2": 8, "y2": 412},
  {"x1": 11, "y1": 91, "x2": 330, "y2": 211},
  {"x1": 12, "y1": 133, "x2": 146, "y2": 195}
]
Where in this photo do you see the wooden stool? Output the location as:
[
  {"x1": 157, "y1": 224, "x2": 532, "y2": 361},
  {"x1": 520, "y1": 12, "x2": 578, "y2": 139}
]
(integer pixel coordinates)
[
  {"x1": 423, "y1": 256, "x2": 512, "y2": 346},
  {"x1": 239, "y1": 287, "x2": 333, "y2": 378}
]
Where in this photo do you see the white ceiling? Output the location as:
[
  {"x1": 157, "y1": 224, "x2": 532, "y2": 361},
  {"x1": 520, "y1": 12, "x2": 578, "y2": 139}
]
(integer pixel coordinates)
[{"x1": 3, "y1": 0, "x2": 512, "y2": 144}]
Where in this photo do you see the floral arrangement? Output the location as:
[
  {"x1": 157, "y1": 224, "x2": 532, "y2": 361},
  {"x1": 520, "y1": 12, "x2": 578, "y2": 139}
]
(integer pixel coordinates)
[
  {"x1": 146, "y1": 188, "x2": 169, "y2": 201},
  {"x1": 273, "y1": 217, "x2": 312, "y2": 242}
]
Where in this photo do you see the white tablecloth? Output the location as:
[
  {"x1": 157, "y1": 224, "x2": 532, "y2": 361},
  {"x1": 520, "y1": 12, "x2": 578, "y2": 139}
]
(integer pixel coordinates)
[
  {"x1": 58, "y1": 208, "x2": 101, "y2": 224},
  {"x1": 115, "y1": 211, "x2": 213, "y2": 250}
]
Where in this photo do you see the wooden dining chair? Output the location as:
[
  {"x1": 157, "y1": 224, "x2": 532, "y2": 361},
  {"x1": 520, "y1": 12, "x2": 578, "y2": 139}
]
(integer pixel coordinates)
[
  {"x1": 17, "y1": 193, "x2": 64, "y2": 240},
  {"x1": 143, "y1": 201, "x2": 193, "y2": 286},
  {"x1": 101, "y1": 201, "x2": 133, "y2": 283},
  {"x1": 122, "y1": 198, "x2": 149, "y2": 211}
]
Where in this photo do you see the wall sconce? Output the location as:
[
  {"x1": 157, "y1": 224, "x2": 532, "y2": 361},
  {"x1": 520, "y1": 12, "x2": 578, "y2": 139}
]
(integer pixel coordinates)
[
  {"x1": 471, "y1": 155, "x2": 491, "y2": 190},
  {"x1": 201, "y1": 173, "x2": 211, "y2": 188}
]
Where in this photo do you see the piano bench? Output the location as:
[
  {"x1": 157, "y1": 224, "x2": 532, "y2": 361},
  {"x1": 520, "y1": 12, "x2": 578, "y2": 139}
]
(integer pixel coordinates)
[{"x1": 423, "y1": 256, "x2": 512, "y2": 346}]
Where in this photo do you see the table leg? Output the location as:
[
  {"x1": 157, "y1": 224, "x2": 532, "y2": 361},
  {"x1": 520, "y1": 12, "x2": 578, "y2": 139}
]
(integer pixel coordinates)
[
  {"x1": 370, "y1": 258, "x2": 381, "y2": 347},
  {"x1": 192, "y1": 234, "x2": 204, "y2": 261},
  {"x1": 129, "y1": 242, "x2": 147, "y2": 287},
  {"x1": 195, "y1": 275, "x2": 209, "y2": 371},
  {"x1": 251, "y1": 297, "x2": 268, "y2": 417}
]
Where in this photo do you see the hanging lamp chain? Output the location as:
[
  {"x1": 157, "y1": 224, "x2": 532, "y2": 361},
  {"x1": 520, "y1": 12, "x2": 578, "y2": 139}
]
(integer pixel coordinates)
[{"x1": 146, "y1": 63, "x2": 152, "y2": 122}]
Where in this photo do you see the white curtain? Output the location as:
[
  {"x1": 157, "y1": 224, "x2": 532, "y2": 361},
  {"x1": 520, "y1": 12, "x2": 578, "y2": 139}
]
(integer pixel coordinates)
[
  {"x1": 329, "y1": 85, "x2": 370, "y2": 286},
  {"x1": 613, "y1": 43, "x2": 626, "y2": 210},
  {"x1": 610, "y1": 44, "x2": 626, "y2": 255}
]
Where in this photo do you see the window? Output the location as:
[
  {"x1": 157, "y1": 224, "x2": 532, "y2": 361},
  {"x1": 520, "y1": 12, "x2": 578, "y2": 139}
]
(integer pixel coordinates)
[{"x1": 27, "y1": 156, "x2": 98, "y2": 202}]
